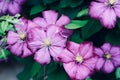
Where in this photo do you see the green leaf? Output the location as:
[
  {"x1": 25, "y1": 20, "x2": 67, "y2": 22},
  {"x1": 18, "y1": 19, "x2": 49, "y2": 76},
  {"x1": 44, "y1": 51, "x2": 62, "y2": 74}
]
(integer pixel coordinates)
[
  {"x1": 30, "y1": 62, "x2": 41, "y2": 78},
  {"x1": 81, "y1": 19, "x2": 102, "y2": 39},
  {"x1": 77, "y1": 9, "x2": 88, "y2": 17},
  {"x1": 116, "y1": 68, "x2": 120, "y2": 79},
  {"x1": 30, "y1": 4, "x2": 46, "y2": 15},
  {"x1": 65, "y1": 20, "x2": 88, "y2": 29}
]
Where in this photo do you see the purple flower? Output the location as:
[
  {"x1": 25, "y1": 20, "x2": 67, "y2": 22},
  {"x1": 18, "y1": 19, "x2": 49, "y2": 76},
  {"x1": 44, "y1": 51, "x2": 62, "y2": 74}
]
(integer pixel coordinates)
[
  {"x1": 7, "y1": 18, "x2": 34, "y2": 58},
  {"x1": 32, "y1": 10, "x2": 73, "y2": 38},
  {"x1": 94, "y1": 43, "x2": 120, "y2": 73},
  {"x1": 89, "y1": 0, "x2": 120, "y2": 29},
  {"x1": 28, "y1": 25, "x2": 67, "y2": 64},
  {"x1": 0, "y1": 0, "x2": 26, "y2": 15},
  {"x1": 59, "y1": 41, "x2": 97, "y2": 80}
]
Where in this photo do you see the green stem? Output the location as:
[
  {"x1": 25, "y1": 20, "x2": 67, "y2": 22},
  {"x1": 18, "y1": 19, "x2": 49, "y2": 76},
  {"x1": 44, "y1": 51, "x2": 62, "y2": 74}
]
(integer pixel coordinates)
[{"x1": 44, "y1": 65, "x2": 47, "y2": 80}]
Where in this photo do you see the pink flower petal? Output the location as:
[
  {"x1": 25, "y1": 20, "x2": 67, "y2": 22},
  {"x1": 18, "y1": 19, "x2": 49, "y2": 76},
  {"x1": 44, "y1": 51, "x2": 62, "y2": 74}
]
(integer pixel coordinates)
[
  {"x1": 59, "y1": 26, "x2": 73, "y2": 38},
  {"x1": 110, "y1": 46, "x2": 120, "y2": 56},
  {"x1": 94, "y1": 48, "x2": 104, "y2": 57},
  {"x1": 112, "y1": 56, "x2": 120, "y2": 67},
  {"x1": 56, "y1": 14, "x2": 70, "y2": 26},
  {"x1": 10, "y1": 42, "x2": 23, "y2": 56},
  {"x1": 52, "y1": 33, "x2": 66, "y2": 47},
  {"x1": 46, "y1": 25, "x2": 60, "y2": 39},
  {"x1": 67, "y1": 41, "x2": 79, "y2": 55},
  {"x1": 79, "y1": 42, "x2": 93, "y2": 59},
  {"x1": 28, "y1": 41, "x2": 44, "y2": 52},
  {"x1": 22, "y1": 43, "x2": 32, "y2": 58},
  {"x1": 14, "y1": 18, "x2": 28, "y2": 34},
  {"x1": 42, "y1": 10, "x2": 58, "y2": 25},
  {"x1": 33, "y1": 17, "x2": 47, "y2": 28},
  {"x1": 100, "y1": 8, "x2": 116, "y2": 29},
  {"x1": 34, "y1": 47, "x2": 51, "y2": 64},
  {"x1": 76, "y1": 65, "x2": 90, "y2": 80},
  {"x1": 63, "y1": 62, "x2": 77, "y2": 79},
  {"x1": 58, "y1": 49, "x2": 74, "y2": 63},
  {"x1": 0, "y1": 1, "x2": 8, "y2": 14},
  {"x1": 83, "y1": 56, "x2": 98, "y2": 71},
  {"x1": 101, "y1": 43, "x2": 111, "y2": 53},
  {"x1": 7, "y1": 31, "x2": 19, "y2": 44},
  {"x1": 95, "y1": 58, "x2": 105, "y2": 70},
  {"x1": 103, "y1": 60, "x2": 114, "y2": 73},
  {"x1": 8, "y1": 2, "x2": 20, "y2": 15},
  {"x1": 27, "y1": 20, "x2": 39, "y2": 31},
  {"x1": 49, "y1": 46, "x2": 64, "y2": 61},
  {"x1": 114, "y1": 5, "x2": 120, "y2": 17},
  {"x1": 30, "y1": 28, "x2": 46, "y2": 41},
  {"x1": 89, "y1": 2, "x2": 106, "y2": 19}
]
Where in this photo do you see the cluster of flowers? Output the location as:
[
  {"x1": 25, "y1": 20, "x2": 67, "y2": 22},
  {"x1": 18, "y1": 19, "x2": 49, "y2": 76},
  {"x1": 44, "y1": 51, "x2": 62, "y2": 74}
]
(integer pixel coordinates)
[
  {"x1": 6, "y1": 10, "x2": 120, "y2": 80},
  {"x1": 59, "y1": 42, "x2": 120, "y2": 80},
  {"x1": 1, "y1": 0, "x2": 120, "y2": 80}
]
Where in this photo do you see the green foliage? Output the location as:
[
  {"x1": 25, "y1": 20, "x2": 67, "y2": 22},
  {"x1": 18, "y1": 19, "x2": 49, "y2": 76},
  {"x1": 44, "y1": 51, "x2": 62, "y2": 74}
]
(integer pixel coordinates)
[
  {"x1": 116, "y1": 68, "x2": 120, "y2": 79},
  {"x1": 85, "y1": 78, "x2": 93, "y2": 80},
  {"x1": 77, "y1": 8, "x2": 88, "y2": 17},
  {"x1": 30, "y1": 62, "x2": 41, "y2": 78},
  {"x1": 69, "y1": 30, "x2": 83, "y2": 43},
  {"x1": 105, "y1": 29, "x2": 120, "y2": 45},
  {"x1": 65, "y1": 20, "x2": 88, "y2": 29},
  {"x1": 81, "y1": 19, "x2": 102, "y2": 40},
  {"x1": 0, "y1": 49, "x2": 10, "y2": 60},
  {"x1": 47, "y1": 67, "x2": 69, "y2": 80},
  {"x1": 30, "y1": 4, "x2": 46, "y2": 15},
  {"x1": 17, "y1": 62, "x2": 33, "y2": 80}
]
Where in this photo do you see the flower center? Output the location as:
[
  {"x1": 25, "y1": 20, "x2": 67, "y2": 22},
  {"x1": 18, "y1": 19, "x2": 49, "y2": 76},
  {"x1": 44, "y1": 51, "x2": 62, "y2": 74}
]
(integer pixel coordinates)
[
  {"x1": 109, "y1": 0, "x2": 116, "y2": 5},
  {"x1": 19, "y1": 33, "x2": 26, "y2": 40},
  {"x1": 75, "y1": 55, "x2": 83, "y2": 63},
  {"x1": 105, "y1": 53, "x2": 111, "y2": 59},
  {"x1": 44, "y1": 39, "x2": 51, "y2": 47}
]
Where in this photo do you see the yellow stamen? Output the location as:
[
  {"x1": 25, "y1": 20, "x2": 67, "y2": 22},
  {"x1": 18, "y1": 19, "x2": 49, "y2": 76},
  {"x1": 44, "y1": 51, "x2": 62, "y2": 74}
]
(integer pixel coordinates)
[
  {"x1": 109, "y1": 0, "x2": 116, "y2": 5},
  {"x1": 105, "y1": 53, "x2": 111, "y2": 59},
  {"x1": 75, "y1": 55, "x2": 83, "y2": 63},
  {"x1": 44, "y1": 39, "x2": 51, "y2": 46},
  {"x1": 19, "y1": 33, "x2": 26, "y2": 40}
]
